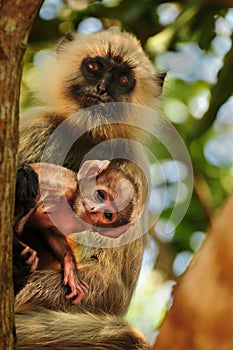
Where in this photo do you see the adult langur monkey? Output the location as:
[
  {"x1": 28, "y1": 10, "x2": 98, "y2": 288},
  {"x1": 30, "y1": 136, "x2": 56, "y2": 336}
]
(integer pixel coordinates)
[{"x1": 15, "y1": 28, "x2": 165, "y2": 349}]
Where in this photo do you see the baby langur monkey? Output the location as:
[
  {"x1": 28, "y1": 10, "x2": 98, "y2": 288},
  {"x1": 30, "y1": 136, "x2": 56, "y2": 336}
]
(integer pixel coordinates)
[{"x1": 14, "y1": 160, "x2": 138, "y2": 303}]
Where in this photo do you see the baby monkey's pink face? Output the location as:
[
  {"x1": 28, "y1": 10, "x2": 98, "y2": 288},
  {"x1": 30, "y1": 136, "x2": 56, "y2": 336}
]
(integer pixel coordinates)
[
  {"x1": 75, "y1": 160, "x2": 135, "y2": 237},
  {"x1": 37, "y1": 160, "x2": 135, "y2": 239},
  {"x1": 77, "y1": 185, "x2": 119, "y2": 227}
]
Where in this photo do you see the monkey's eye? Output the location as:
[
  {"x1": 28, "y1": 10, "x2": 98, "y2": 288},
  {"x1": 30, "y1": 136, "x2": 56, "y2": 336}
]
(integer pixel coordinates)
[
  {"x1": 104, "y1": 209, "x2": 113, "y2": 221},
  {"x1": 118, "y1": 74, "x2": 129, "y2": 86},
  {"x1": 96, "y1": 190, "x2": 106, "y2": 202},
  {"x1": 87, "y1": 61, "x2": 102, "y2": 74}
]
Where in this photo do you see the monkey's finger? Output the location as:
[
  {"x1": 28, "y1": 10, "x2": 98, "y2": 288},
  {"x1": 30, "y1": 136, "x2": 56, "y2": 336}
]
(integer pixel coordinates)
[
  {"x1": 79, "y1": 281, "x2": 89, "y2": 294},
  {"x1": 65, "y1": 285, "x2": 88, "y2": 303},
  {"x1": 65, "y1": 289, "x2": 79, "y2": 300},
  {"x1": 64, "y1": 274, "x2": 78, "y2": 296},
  {"x1": 72, "y1": 276, "x2": 89, "y2": 295},
  {"x1": 75, "y1": 283, "x2": 89, "y2": 298},
  {"x1": 65, "y1": 281, "x2": 87, "y2": 301},
  {"x1": 21, "y1": 245, "x2": 31, "y2": 257},
  {"x1": 71, "y1": 293, "x2": 85, "y2": 304},
  {"x1": 25, "y1": 250, "x2": 36, "y2": 265},
  {"x1": 29, "y1": 256, "x2": 39, "y2": 273},
  {"x1": 26, "y1": 251, "x2": 39, "y2": 272},
  {"x1": 21, "y1": 245, "x2": 36, "y2": 260},
  {"x1": 63, "y1": 271, "x2": 70, "y2": 286},
  {"x1": 21, "y1": 246, "x2": 39, "y2": 272},
  {"x1": 63, "y1": 265, "x2": 72, "y2": 286}
]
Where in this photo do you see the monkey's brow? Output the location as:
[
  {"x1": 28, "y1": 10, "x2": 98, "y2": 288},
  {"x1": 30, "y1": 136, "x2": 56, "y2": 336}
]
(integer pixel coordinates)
[
  {"x1": 111, "y1": 55, "x2": 137, "y2": 70},
  {"x1": 94, "y1": 54, "x2": 132, "y2": 71},
  {"x1": 105, "y1": 47, "x2": 132, "y2": 66}
]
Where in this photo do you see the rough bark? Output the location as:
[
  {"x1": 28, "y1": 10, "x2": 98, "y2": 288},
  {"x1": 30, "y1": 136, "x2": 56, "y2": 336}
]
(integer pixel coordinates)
[
  {"x1": 153, "y1": 193, "x2": 233, "y2": 350},
  {"x1": 0, "y1": 1, "x2": 43, "y2": 348}
]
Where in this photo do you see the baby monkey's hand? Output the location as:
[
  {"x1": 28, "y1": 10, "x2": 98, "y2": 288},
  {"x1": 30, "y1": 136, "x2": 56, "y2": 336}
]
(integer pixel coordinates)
[{"x1": 63, "y1": 254, "x2": 89, "y2": 304}]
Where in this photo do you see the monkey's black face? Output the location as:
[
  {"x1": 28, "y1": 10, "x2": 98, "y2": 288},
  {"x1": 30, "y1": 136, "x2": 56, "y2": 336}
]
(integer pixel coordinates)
[{"x1": 69, "y1": 56, "x2": 136, "y2": 108}]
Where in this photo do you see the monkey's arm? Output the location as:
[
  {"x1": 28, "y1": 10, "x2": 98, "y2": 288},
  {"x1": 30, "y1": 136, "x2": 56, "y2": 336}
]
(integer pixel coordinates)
[
  {"x1": 26, "y1": 210, "x2": 88, "y2": 304},
  {"x1": 13, "y1": 164, "x2": 39, "y2": 295}
]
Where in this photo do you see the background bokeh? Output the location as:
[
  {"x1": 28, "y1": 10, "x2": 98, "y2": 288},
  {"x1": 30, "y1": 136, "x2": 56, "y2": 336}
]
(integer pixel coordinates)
[{"x1": 20, "y1": 0, "x2": 233, "y2": 342}]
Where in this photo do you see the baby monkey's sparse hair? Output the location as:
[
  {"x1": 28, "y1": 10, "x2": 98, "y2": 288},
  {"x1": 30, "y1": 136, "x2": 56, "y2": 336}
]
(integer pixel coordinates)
[{"x1": 35, "y1": 29, "x2": 165, "y2": 115}]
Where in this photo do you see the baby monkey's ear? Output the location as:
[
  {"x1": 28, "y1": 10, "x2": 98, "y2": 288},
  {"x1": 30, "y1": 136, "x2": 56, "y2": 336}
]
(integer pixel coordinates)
[{"x1": 77, "y1": 160, "x2": 110, "y2": 181}]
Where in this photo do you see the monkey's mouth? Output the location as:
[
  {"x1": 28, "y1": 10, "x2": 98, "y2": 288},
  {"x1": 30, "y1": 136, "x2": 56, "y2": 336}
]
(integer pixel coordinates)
[{"x1": 81, "y1": 94, "x2": 114, "y2": 108}]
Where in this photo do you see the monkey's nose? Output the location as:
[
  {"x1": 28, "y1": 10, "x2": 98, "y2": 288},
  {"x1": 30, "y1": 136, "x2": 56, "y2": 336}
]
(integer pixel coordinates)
[{"x1": 97, "y1": 84, "x2": 107, "y2": 95}]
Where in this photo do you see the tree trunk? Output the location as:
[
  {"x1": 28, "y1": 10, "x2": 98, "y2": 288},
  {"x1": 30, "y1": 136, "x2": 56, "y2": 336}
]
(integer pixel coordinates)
[
  {"x1": 0, "y1": 1, "x2": 43, "y2": 348},
  {"x1": 153, "y1": 193, "x2": 233, "y2": 350}
]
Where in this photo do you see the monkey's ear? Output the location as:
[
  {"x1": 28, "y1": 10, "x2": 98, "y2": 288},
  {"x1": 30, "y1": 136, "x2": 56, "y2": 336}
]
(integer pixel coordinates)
[
  {"x1": 56, "y1": 32, "x2": 75, "y2": 52},
  {"x1": 78, "y1": 160, "x2": 110, "y2": 181},
  {"x1": 157, "y1": 72, "x2": 167, "y2": 90}
]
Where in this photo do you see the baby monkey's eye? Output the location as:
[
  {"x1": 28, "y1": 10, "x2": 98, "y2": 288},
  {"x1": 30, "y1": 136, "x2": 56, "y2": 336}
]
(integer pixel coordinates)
[
  {"x1": 104, "y1": 209, "x2": 113, "y2": 221},
  {"x1": 96, "y1": 189, "x2": 105, "y2": 202}
]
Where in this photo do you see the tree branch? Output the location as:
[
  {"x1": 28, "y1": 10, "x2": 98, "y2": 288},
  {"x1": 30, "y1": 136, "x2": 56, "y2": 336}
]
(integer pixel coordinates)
[{"x1": 0, "y1": 1, "x2": 43, "y2": 348}]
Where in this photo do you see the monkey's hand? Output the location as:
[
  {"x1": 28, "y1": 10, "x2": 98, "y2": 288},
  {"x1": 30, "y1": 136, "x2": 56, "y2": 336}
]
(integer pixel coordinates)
[
  {"x1": 63, "y1": 254, "x2": 89, "y2": 304},
  {"x1": 20, "y1": 243, "x2": 39, "y2": 273},
  {"x1": 13, "y1": 237, "x2": 39, "y2": 273},
  {"x1": 13, "y1": 236, "x2": 39, "y2": 295}
]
